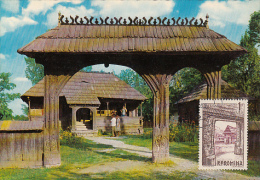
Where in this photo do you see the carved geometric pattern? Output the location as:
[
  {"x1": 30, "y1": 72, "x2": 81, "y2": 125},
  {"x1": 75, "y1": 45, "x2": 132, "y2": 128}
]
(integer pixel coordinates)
[{"x1": 59, "y1": 14, "x2": 209, "y2": 27}]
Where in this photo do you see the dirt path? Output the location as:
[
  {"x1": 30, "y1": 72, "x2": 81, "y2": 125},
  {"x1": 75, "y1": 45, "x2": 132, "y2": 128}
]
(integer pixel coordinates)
[{"x1": 79, "y1": 136, "x2": 258, "y2": 180}]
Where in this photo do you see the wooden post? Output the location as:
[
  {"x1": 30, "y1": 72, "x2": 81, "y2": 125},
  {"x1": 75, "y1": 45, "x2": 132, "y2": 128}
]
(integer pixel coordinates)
[
  {"x1": 204, "y1": 70, "x2": 221, "y2": 99},
  {"x1": 27, "y1": 97, "x2": 31, "y2": 121},
  {"x1": 71, "y1": 107, "x2": 80, "y2": 131},
  {"x1": 140, "y1": 102, "x2": 143, "y2": 117},
  {"x1": 106, "y1": 102, "x2": 109, "y2": 116},
  {"x1": 88, "y1": 107, "x2": 97, "y2": 130},
  {"x1": 43, "y1": 74, "x2": 71, "y2": 167},
  {"x1": 142, "y1": 74, "x2": 172, "y2": 163}
]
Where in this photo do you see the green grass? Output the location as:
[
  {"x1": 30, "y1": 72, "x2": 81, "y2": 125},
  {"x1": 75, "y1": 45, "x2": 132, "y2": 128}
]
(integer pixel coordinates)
[
  {"x1": 0, "y1": 137, "x2": 197, "y2": 180},
  {"x1": 117, "y1": 130, "x2": 259, "y2": 177}
]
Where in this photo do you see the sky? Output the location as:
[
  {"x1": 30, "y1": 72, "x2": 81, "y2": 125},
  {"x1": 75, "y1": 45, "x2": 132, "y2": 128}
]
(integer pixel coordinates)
[{"x1": 0, "y1": 0, "x2": 259, "y2": 115}]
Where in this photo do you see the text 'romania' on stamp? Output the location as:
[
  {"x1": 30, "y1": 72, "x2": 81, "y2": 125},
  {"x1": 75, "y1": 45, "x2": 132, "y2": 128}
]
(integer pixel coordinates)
[{"x1": 199, "y1": 99, "x2": 248, "y2": 170}]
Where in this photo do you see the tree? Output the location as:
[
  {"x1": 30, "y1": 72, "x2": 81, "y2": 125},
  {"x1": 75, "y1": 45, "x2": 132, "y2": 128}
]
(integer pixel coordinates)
[
  {"x1": 169, "y1": 68, "x2": 205, "y2": 116},
  {"x1": 80, "y1": 66, "x2": 92, "y2": 72},
  {"x1": 248, "y1": 10, "x2": 260, "y2": 47},
  {"x1": 24, "y1": 57, "x2": 44, "y2": 85},
  {"x1": 117, "y1": 69, "x2": 153, "y2": 121},
  {"x1": 0, "y1": 72, "x2": 21, "y2": 120},
  {"x1": 222, "y1": 11, "x2": 260, "y2": 99},
  {"x1": 222, "y1": 11, "x2": 260, "y2": 121},
  {"x1": 21, "y1": 104, "x2": 29, "y2": 117}
]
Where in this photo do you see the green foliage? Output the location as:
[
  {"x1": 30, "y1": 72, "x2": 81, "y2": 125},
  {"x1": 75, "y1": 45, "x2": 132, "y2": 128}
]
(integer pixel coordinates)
[
  {"x1": 0, "y1": 72, "x2": 20, "y2": 120},
  {"x1": 142, "y1": 128, "x2": 153, "y2": 139},
  {"x1": 169, "y1": 123, "x2": 198, "y2": 143},
  {"x1": 117, "y1": 69, "x2": 153, "y2": 121},
  {"x1": 80, "y1": 66, "x2": 93, "y2": 72},
  {"x1": 21, "y1": 104, "x2": 28, "y2": 116},
  {"x1": 169, "y1": 68, "x2": 205, "y2": 115},
  {"x1": 248, "y1": 10, "x2": 260, "y2": 46},
  {"x1": 222, "y1": 11, "x2": 260, "y2": 101},
  {"x1": 60, "y1": 130, "x2": 84, "y2": 148},
  {"x1": 12, "y1": 115, "x2": 28, "y2": 121},
  {"x1": 24, "y1": 57, "x2": 44, "y2": 85}
]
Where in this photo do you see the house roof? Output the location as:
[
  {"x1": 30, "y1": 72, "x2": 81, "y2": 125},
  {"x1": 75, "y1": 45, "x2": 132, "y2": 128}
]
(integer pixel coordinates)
[
  {"x1": 0, "y1": 121, "x2": 44, "y2": 132},
  {"x1": 17, "y1": 15, "x2": 246, "y2": 57},
  {"x1": 224, "y1": 125, "x2": 236, "y2": 134},
  {"x1": 21, "y1": 72, "x2": 147, "y2": 105},
  {"x1": 177, "y1": 79, "x2": 254, "y2": 104}
]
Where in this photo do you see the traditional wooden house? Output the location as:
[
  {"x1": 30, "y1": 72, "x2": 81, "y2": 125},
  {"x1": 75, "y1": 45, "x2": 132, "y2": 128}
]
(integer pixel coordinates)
[
  {"x1": 223, "y1": 125, "x2": 237, "y2": 144},
  {"x1": 176, "y1": 79, "x2": 256, "y2": 124},
  {"x1": 21, "y1": 71, "x2": 147, "y2": 136}
]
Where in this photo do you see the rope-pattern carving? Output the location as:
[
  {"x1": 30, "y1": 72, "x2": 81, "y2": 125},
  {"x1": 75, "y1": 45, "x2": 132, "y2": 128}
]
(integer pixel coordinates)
[{"x1": 59, "y1": 14, "x2": 209, "y2": 27}]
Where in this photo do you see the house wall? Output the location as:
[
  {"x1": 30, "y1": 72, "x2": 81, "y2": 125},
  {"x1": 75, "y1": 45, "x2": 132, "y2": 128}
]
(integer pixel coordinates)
[
  {"x1": 0, "y1": 131, "x2": 44, "y2": 168},
  {"x1": 178, "y1": 101, "x2": 199, "y2": 124},
  {"x1": 95, "y1": 116, "x2": 143, "y2": 135}
]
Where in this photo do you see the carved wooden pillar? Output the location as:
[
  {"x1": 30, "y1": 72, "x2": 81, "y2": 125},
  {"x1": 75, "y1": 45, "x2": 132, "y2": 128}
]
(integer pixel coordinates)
[
  {"x1": 71, "y1": 107, "x2": 80, "y2": 131},
  {"x1": 203, "y1": 70, "x2": 221, "y2": 99},
  {"x1": 142, "y1": 74, "x2": 172, "y2": 163},
  {"x1": 43, "y1": 74, "x2": 71, "y2": 167},
  {"x1": 235, "y1": 121, "x2": 243, "y2": 155},
  {"x1": 89, "y1": 107, "x2": 97, "y2": 130}
]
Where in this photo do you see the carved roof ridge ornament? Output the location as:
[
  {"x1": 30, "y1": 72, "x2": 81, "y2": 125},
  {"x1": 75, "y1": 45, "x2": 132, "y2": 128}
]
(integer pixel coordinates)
[{"x1": 58, "y1": 13, "x2": 209, "y2": 27}]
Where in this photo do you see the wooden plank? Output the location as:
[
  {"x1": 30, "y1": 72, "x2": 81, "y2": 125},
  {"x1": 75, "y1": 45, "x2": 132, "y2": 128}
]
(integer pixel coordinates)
[
  {"x1": 98, "y1": 38, "x2": 104, "y2": 52},
  {"x1": 129, "y1": 38, "x2": 134, "y2": 50},
  {"x1": 166, "y1": 38, "x2": 172, "y2": 51},
  {"x1": 133, "y1": 26, "x2": 138, "y2": 37},
  {"x1": 105, "y1": 26, "x2": 110, "y2": 38},
  {"x1": 134, "y1": 38, "x2": 140, "y2": 51},
  {"x1": 14, "y1": 133, "x2": 22, "y2": 161},
  {"x1": 100, "y1": 26, "x2": 106, "y2": 38},
  {"x1": 86, "y1": 38, "x2": 94, "y2": 52},
  {"x1": 147, "y1": 38, "x2": 153, "y2": 52},
  {"x1": 108, "y1": 38, "x2": 114, "y2": 52},
  {"x1": 0, "y1": 134, "x2": 7, "y2": 162},
  {"x1": 142, "y1": 38, "x2": 148, "y2": 52},
  {"x1": 114, "y1": 26, "x2": 119, "y2": 38},
  {"x1": 24, "y1": 133, "x2": 29, "y2": 161},
  {"x1": 109, "y1": 26, "x2": 115, "y2": 38},
  {"x1": 118, "y1": 26, "x2": 123, "y2": 38},
  {"x1": 10, "y1": 133, "x2": 15, "y2": 161},
  {"x1": 92, "y1": 38, "x2": 99, "y2": 52},
  {"x1": 169, "y1": 38, "x2": 177, "y2": 51},
  {"x1": 103, "y1": 38, "x2": 109, "y2": 52},
  {"x1": 122, "y1": 38, "x2": 128, "y2": 51},
  {"x1": 160, "y1": 39, "x2": 167, "y2": 51}
]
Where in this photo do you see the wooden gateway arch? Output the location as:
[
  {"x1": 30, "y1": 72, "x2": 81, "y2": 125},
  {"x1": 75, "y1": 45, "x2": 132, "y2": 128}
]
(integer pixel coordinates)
[{"x1": 18, "y1": 13, "x2": 246, "y2": 167}]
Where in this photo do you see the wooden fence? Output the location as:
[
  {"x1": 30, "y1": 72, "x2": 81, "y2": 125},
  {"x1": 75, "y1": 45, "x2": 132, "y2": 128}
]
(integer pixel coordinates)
[
  {"x1": 0, "y1": 121, "x2": 44, "y2": 168},
  {"x1": 248, "y1": 121, "x2": 260, "y2": 161}
]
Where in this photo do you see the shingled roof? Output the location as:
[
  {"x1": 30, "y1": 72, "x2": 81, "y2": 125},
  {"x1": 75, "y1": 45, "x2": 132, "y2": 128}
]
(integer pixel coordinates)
[
  {"x1": 178, "y1": 79, "x2": 254, "y2": 104},
  {"x1": 0, "y1": 121, "x2": 44, "y2": 132},
  {"x1": 17, "y1": 15, "x2": 246, "y2": 57},
  {"x1": 21, "y1": 72, "x2": 147, "y2": 105}
]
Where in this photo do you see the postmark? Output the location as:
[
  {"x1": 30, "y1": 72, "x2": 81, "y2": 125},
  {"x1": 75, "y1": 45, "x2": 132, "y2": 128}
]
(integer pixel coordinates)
[{"x1": 199, "y1": 99, "x2": 248, "y2": 170}]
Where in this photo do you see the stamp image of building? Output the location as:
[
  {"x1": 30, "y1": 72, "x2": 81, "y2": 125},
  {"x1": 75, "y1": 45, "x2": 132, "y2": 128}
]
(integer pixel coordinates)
[
  {"x1": 223, "y1": 125, "x2": 237, "y2": 144},
  {"x1": 21, "y1": 71, "x2": 147, "y2": 136}
]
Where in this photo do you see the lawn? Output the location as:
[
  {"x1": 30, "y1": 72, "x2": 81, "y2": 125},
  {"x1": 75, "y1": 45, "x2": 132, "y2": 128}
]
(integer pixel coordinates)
[
  {"x1": 0, "y1": 137, "x2": 198, "y2": 180},
  {"x1": 116, "y1": 128, "x2": 260, "y2": 177}
]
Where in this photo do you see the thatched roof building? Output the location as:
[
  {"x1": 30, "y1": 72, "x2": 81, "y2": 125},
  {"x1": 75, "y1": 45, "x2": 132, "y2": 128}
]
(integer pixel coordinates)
[
  {"x1": 22, "y1": 71, "x2": 146, "y2": 105},
  {"x1": 176, "y1": 80, "x2": 257, "y2": 124},
  {"x1": 22, "y1": 71, "x2": 146, "y2": 135}
]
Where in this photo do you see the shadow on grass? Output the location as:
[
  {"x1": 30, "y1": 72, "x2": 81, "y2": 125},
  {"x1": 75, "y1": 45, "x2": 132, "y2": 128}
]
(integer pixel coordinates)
[
  {"x1": 95, "y1": 149, "x2": 152, "y2": 163},
  {"x1": 169, "y1": 142, "x2": 198, "y2": 162},
  {"x1": 61, "y1": 138, "x2": 113, "y2": 151}
]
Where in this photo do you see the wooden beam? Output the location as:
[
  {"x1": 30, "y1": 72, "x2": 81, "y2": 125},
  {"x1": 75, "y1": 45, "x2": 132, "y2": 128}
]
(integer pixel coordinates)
[
  {"x1": 142, "y1": 74, "x2": 172, "y2": 163},
  {"x1": 43, "y1": 74, "x2": 71, "y2": 167}
]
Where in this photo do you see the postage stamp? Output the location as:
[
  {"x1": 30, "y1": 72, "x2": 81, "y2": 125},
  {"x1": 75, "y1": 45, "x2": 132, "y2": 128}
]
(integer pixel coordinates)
[{"x1": 199, "y1": 99, "x2": 248, "y2": 170}]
